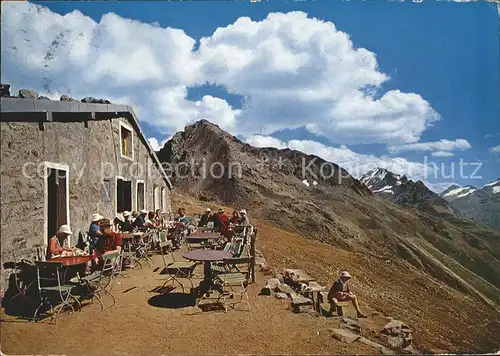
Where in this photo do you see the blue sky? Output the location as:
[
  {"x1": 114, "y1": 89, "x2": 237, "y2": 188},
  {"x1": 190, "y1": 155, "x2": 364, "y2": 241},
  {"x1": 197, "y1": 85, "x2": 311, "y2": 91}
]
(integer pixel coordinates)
[{"x1": 2, "y1": 1, "x2": 499, "y2": 191}]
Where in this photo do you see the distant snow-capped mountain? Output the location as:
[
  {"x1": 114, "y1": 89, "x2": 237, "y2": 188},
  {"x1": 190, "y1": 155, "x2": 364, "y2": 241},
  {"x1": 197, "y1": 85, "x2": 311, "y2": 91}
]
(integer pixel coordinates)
[
  {"x1": 442, "y1": 179, "x2": 500, "y2": 230},
  {"x1": 359, "y1": 168, "x2": 457, "y2": 217},
  {"x1": 440, "y1": 184, "x2": 477, "y2": 202}
]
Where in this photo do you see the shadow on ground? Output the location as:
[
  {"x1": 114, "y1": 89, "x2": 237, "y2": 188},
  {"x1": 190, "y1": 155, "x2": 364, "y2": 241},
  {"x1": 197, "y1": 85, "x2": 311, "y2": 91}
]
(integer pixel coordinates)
[{"x1": 148, "y1": 292, "x2": 197, "y2": 309}]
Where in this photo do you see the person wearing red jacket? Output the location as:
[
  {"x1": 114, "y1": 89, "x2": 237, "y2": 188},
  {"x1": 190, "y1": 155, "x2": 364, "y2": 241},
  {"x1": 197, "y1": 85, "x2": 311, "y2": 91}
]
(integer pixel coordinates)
[{"x1": 216, "y1": 208, "x2": 231, "y2": 238}]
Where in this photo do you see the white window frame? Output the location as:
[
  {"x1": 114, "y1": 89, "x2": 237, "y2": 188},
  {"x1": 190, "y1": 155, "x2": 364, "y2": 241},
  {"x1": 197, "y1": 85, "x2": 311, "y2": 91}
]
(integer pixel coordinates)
[
  {"x1": 161, "y1": 186, "x2": 167, "y2": 212},
  {"x1": 136, "y1": 179, "x2": 146, "y2": 211},
  {"x1": 43, "y1": 162, "x2": 70, "y2": 247},
  {"x1": 119, "y1": 121, "x2": 134, "y2": 161},
  {"x1": 153, "y1": 185, "x2": 161, "y2": 211}
]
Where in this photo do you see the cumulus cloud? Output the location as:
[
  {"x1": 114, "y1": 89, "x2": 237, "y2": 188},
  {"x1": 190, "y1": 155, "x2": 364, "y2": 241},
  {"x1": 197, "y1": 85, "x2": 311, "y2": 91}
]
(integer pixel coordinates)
[
  {"x1": 246, "y1": 134, "x2": 431, "y2": 180},
  {"x1": 431, "y1": 151, "x2": 455, "y2": 157},
  {"x1": 490, "y1": 145, "x2": 500, "y2": 154},
  {"x1": 2, "y1": 2, "x2": 440, "y2": 145},
  {"x1": 388, "y1": 139, "x2": 471, "y2": 155},
  {"x1": 148, "y1": 136, "x2": 172, "y2": 151}
]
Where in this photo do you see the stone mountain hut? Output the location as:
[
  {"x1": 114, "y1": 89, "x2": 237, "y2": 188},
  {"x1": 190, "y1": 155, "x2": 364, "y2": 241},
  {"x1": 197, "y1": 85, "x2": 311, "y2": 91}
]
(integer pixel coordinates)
[{"x1": 0, "y1": 96, "x2": 173, "y2": 291}]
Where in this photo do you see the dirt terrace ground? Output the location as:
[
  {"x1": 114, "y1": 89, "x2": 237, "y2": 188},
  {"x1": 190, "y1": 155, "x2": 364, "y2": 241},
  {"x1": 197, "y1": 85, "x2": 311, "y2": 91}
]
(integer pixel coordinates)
[{"x1": 1, "y1": 253, "x2": 376, "y2": 355}]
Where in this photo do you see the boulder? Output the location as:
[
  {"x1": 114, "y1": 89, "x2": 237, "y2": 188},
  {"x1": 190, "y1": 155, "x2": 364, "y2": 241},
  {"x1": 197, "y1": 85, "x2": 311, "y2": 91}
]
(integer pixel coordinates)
[
  {"x1": 0, "y1": 84, "x2": 11, "y2": 97},
  {"x1": 330, "y1": 328, "x2": 361, "y2": 344},
  {"x1": 260, "y1": 278, "x2": 280, "y2": 295},
  {"x1": 275, "y1": 292, "x2": 288, "y2": 300},
  {"x1": 358, "y1": 336, "x2": 395, "y2": 355},
  {"x1": 18, "y1": 89, "x2": 38, "y2": 99},
  {"x1": 292, "y1": 304, "x2": 314, "y2": 313},
  {"x1": 60, "y1": 94, "x2": 77, "y2": 102},
  {"x1": 290, "y1": 294, "x2": 313, "y2": 306},
  {"x1": 340, "y1": 316, "x2": 361, "y2": 334},
  {"x1": 38, "y1": 96, "x2": 51, "y2": 100},
  {"x1": 275, "y1": 273, "x2": 284, "y2": 284},
  {"x1": 81, "y1": 96, "x2": 111, "y2": 104},
  {"x1": 380, "y1": 319, "x2": 413, "y2": 350},
  {"x1": 276, "y1": 283, "x2": 295, "y2": 295}
]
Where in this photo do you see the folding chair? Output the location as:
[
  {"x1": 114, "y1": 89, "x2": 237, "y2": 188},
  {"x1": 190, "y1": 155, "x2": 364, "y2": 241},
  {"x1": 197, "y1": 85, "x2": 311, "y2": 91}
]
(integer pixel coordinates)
[
  {"x1": 80, "y1": 251, "x2": 120, "y2": 311},
  {"x1": 159, "y1": 236, "x2": 197, "y2": 294},
  {"x1": 134, "y1": 231, "x2": 155, "y2": 268},
  {"x1": 214, "y1": 257, "x2": 252, "y2": 312},
  {"x1": 33, "y1": 261, "x2": 81, "y2": 323}
]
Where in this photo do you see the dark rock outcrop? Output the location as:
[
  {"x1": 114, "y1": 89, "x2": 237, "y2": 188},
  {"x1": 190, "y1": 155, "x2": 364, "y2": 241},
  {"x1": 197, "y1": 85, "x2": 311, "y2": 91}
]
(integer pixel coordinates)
[
  {"x1": 60, "y1": 94, "x2": 77, "y2": 102},
  {"x1": 81, "y1": 97, "x2": 111, "y2": 104},
  {"x1": 0, "y1": 84, "x2": 11, "y2": 97}
]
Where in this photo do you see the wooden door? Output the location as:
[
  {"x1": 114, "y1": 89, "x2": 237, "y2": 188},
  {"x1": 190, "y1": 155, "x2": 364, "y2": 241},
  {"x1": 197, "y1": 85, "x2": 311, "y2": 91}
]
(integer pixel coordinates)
[{"x1": 47, "y1": 168, "x2": 67, "y2": 240}]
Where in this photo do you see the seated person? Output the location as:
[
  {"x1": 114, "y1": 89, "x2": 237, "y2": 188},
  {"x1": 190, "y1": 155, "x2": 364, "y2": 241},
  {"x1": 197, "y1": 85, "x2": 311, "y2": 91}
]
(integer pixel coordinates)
[
  {"x1": 229, "y1": 210, "x2": 239, "y2": 224},
  {"x1": 88, "y1": 213, "x2": 104, "y2": 248},
  {"x1": 175, "y1": 208, "x2": 189, "y2": 225},
  {"x1": 238, "y1": 209, "x2": 250, "y2": 226},
  {"x1": 92, "y1": 219, "x2": 123, "y2": 267},
  {"x1": 154, "y1": 209, "x2": 164, "y2": 226},
  {"x1": 120, "y1": 211, "x2": 134, "y2": 232},
  {"x1": 47, "y1": 224, "x2": 74, "y2": 259},
  {"x1": 198, "y1": 208, "x2": 212, "y2": 227},
  {"x1": 327, "y1": 271, "x2": 367, "y2": 318},
  {"x1": 145, "y1": 211, "x2": 159, "y2": 229},
  {"x1": 133, "y1": 210, "x2": 147, "y2": 229}
]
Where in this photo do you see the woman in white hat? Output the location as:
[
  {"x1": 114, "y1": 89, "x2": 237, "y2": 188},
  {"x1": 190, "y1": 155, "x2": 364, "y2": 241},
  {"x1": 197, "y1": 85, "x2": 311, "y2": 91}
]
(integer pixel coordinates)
[
  {"x1": 327, "y1": 270, "x2": 367, "y2": 318},
  {"x1": 47, "y1": 224, "x2": 74, "y2": 259},
  {"x1": 88, "y1": 213, "x2": 104, "y2": 247},
  {"x1": 238, "y1": 209, "x2": 250, "y2": 225}
]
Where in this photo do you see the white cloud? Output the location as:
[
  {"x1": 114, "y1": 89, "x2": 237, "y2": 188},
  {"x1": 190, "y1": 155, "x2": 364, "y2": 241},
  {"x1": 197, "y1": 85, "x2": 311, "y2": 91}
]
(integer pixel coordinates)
[
  {"x1": 490, "y1": 145, "x2": 500, "y2": 154},
  {"x1": 388, "y1": 139, "x2": 471, "y2": 155},
  {"x1": 431, "y1": 151, "x2": 455, "y2": 157},
  {"x1": 148, "y1": 136, "x2": 172, "y2": 151},
  {"x1": 2, "y1": 3, "x2": 440, "y2": 145},
  {"x1": 246, "y1": 134, "x2": 431, "y2": 180}
]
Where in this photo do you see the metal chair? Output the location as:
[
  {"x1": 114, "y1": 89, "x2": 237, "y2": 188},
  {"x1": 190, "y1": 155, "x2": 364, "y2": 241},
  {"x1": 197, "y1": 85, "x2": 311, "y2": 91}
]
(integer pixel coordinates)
[
  {"x1": 33, "y1": 261, "x2": 81, "y2": 323},
  {"x1": 158, "y1": 234, "x2": 196, "y2": 294},
  {"x1": 80, "y1": 251, "x2": 120, "y2": 311},
  {"x1": 214, "y1": 257, "x2": 252, "y2": 312}
]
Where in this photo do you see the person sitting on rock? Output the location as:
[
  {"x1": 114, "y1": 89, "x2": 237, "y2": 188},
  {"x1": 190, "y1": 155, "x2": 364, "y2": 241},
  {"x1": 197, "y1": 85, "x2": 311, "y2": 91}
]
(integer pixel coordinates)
[{"x1": 327, "y1": 270, "x2": 367, "y2": 318}]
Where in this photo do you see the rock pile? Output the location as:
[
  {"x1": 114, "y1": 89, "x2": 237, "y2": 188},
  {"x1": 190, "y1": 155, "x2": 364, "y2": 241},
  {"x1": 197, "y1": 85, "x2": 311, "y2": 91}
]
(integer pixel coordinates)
[
  {"x1": 379, "y1": 319, "x2": 413, "y2": 351},
  {"x1": 260, "y1": 267, "x2": 329, "y2": 315},
  {"x1": 0, "y1": 85, "x2": 112, "y2": 104},
  {"x1": 81, "y1": 96, "x2": 112, "y2": 104}
]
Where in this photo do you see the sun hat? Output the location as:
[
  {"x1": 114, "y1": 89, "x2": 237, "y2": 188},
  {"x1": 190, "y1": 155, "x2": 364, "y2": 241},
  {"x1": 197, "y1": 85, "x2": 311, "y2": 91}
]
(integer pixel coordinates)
[
  {"x1": 58, "y1": 225, "x2": 73, "y2": 235},
  {"x1": 115, "y1": 214, "x2": 125, "y2": 222},
  {"x1": 91, "y1": 213, "x2": 104, "y2": 222},
  {"x1": 140, "y1": 209, "x2": 148, "y2": 215},
  {"x1": 340, "y1": 271, "x2": 352, "y2": 279},
  {"x1": 206, "y1": 208, "x2": 211, "y2": 212},
  {"x1": 99, "y1": 218, "x2": 112, "y2": 227},
  {"x1": 239, "y1": 209, "x2": 247, "y2": 215},
  {"x1": 123, "y1": 211, "x2": 131, "y2": 217}
]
